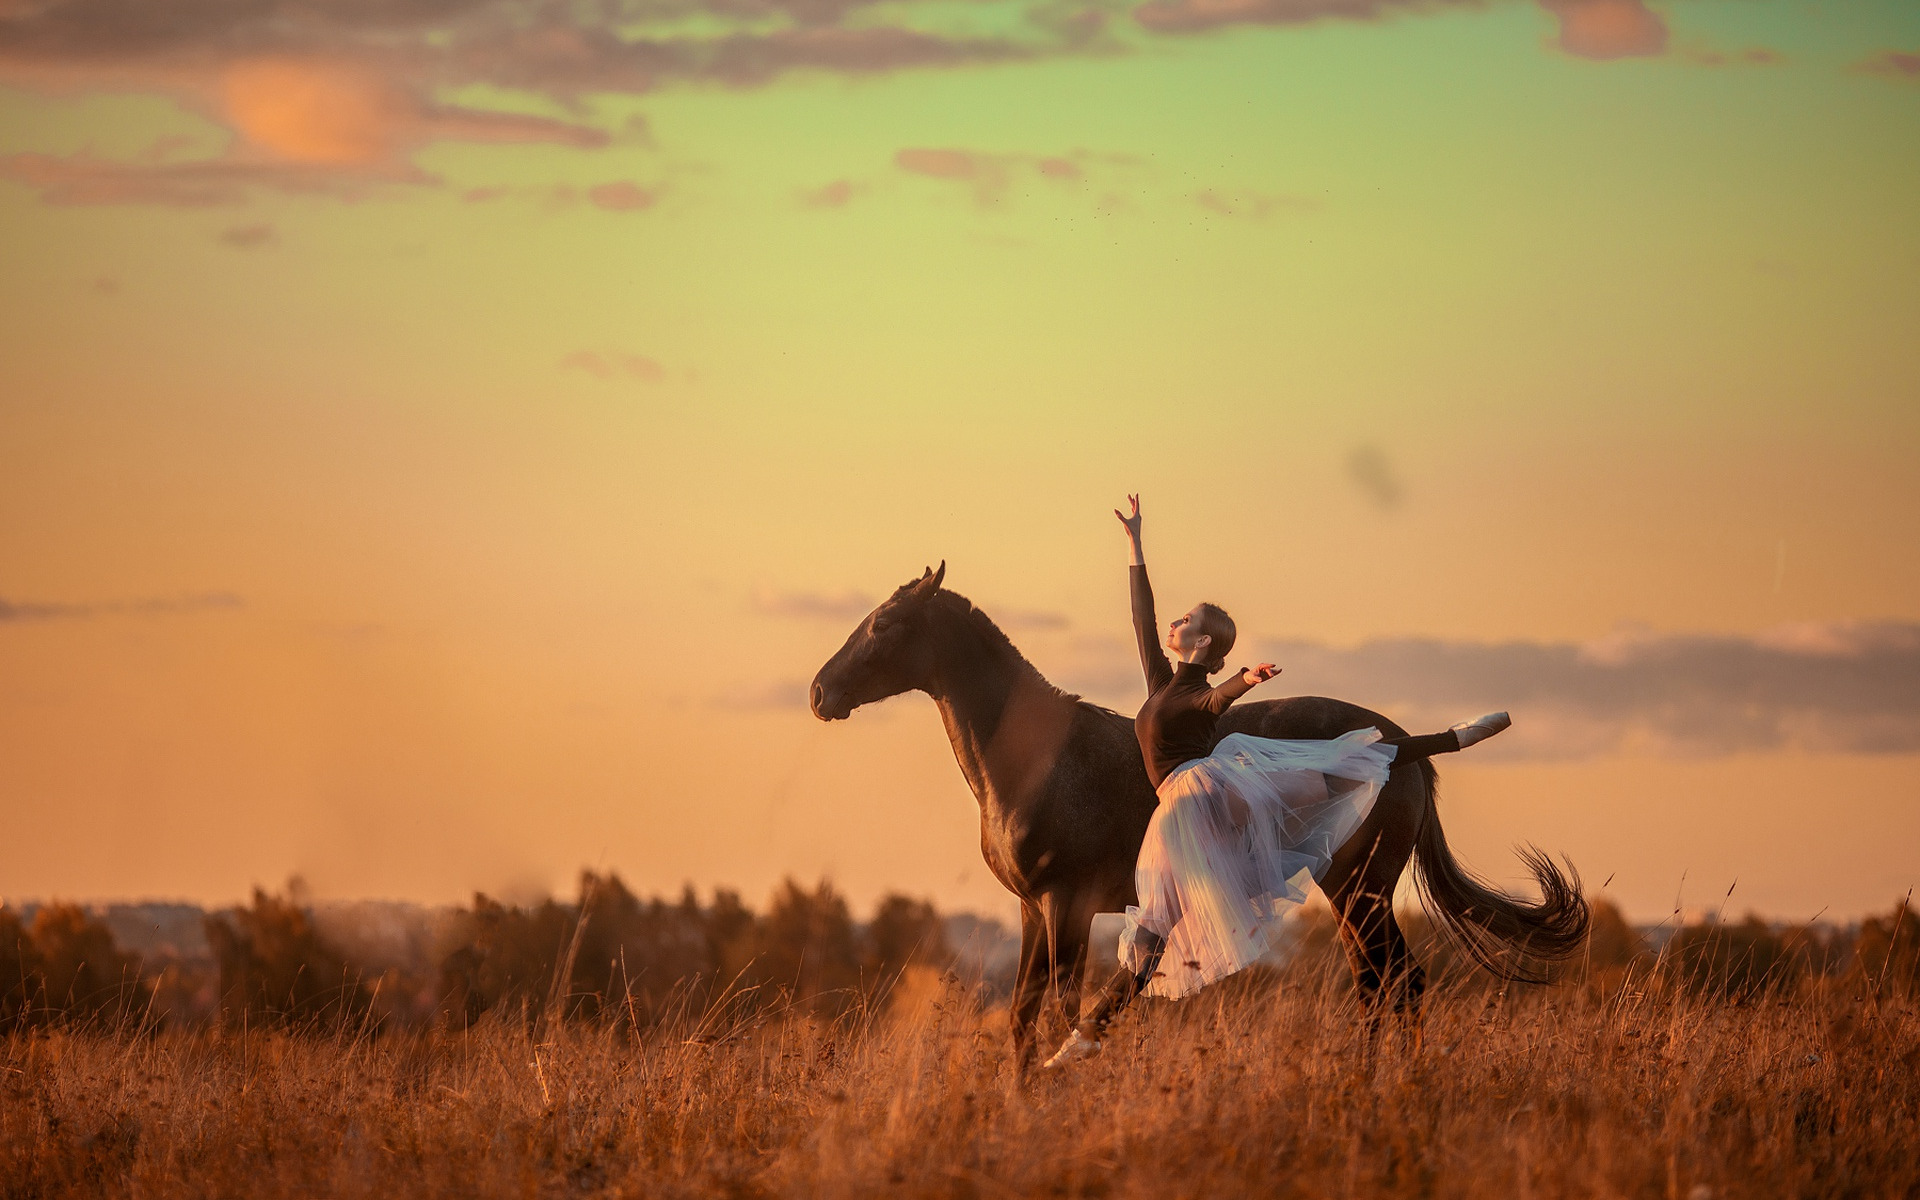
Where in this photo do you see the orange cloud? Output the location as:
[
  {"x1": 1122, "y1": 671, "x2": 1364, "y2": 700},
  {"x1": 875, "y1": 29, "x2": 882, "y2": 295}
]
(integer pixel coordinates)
[
  {"x1": 221, "y1": 59, "x2": 402, "y2": 165},
  {"x1": 1540, "y1": 0, "x2": 1668, "y2": 61},
  {"x1": 586, "y1": 181, "x2": 656, "y2": 211},
  {"x1": 220, "y1": 57, "x2": 605, "y2": 166},
  {"x1": 801, "y1": 179, "x2": 857, "y2": 208},
  {"x1": 895, "y1": 148, "x2": 983, "y2": 180},
  {"x1": 1855, "y1": 50, "x2": 1920, "y2": 81},
  {"x1": 217, "y1": 222, "x2": 276, "y2": 248},
  {"x1": 0, "y1": 55, "x2": 606, "y2": 205},
  {"x1": 0, "y1": 41, "x2": 610, "y2": 206}
]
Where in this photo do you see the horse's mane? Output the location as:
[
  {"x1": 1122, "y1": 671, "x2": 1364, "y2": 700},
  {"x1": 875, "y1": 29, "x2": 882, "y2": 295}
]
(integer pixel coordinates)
[{"x1": 927, "y1": 589, "x2": 1085, "y2": 707}]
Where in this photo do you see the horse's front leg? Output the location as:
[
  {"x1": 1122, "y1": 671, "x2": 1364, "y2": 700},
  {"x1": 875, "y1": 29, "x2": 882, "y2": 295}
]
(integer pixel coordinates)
[
  {"x1": 1044, "y1": 891, "x2": 1094, "y2": 1031},
  {"x1": 1009, "y1": 904, "x2": 1049, "y2": 1073}
]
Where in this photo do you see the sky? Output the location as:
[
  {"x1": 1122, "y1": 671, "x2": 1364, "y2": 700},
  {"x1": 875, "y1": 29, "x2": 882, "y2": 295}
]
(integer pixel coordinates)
[{"x1": 1, "y1": 0, "x2": 1917, "y2": 924}]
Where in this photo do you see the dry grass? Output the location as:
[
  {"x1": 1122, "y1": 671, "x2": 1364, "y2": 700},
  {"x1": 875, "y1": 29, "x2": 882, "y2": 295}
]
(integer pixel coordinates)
[{"x1": 5, "y1": 971, "x2": 1917, "y2": 1200}]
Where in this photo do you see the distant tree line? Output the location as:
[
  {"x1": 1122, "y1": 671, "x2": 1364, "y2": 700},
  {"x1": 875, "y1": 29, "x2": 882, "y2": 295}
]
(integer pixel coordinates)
[
  {"x1": 4, "y1": 873, "x2": 953, "y2": 1032},
  {"x1": 4, "y1": 882, "x2": 1917, "y2": 1032},
  {"x1": 0, "y1": 903, "x2": 149, "y2": 1027},
  {"x1": 1395, "y1": 897, "x2": 1920, "y2": 1003}
]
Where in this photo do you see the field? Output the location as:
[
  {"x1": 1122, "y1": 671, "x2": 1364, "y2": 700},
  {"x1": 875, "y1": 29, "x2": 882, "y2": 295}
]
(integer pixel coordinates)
[{"x1": 7, "y1": 966, "x2": 1919, "y2": 1200}]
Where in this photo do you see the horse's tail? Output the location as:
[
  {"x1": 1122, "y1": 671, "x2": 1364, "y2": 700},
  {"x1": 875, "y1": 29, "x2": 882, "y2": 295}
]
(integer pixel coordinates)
[{"x1": 1409, "y1": 760, "x2": 1590, "y2": 983}]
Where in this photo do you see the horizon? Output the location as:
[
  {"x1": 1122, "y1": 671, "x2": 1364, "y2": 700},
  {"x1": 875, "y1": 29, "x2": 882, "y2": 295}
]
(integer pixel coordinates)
[{"x1": 5, "y1": 887, "x2": 1905, "y2": 935}]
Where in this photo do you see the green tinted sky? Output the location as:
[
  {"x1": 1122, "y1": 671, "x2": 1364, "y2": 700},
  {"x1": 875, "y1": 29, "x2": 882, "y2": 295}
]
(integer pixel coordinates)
[{"x1": 2, "y1": 0, "x2": 1917, "y2": 918}]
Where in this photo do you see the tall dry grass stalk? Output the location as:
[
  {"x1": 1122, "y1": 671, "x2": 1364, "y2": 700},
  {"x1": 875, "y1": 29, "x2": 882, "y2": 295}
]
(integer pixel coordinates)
[{"x1": 5, "y1": 969, "x2": 1916, "y2": 1199}]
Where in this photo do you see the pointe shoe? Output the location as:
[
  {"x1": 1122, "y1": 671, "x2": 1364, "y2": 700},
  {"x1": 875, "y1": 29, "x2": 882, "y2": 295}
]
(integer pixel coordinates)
[
  {"x1": 1042, "y1": 1028, "x2": 1102, "y2": 1069},
  {"x1": 1451, "y1": 711, "x2": 1511, "y2": 749}
]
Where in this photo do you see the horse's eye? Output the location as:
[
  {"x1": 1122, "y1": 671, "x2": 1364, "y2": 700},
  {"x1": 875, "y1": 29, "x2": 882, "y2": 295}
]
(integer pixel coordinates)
[{"x1": 871, "y1": 618, "x2": 893, "y2": 634}]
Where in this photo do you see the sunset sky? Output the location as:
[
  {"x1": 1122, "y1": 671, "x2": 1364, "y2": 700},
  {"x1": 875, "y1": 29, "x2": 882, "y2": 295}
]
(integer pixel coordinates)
[{"x1": 2, "y1": 0, "x2": 1917, "y2": 924}]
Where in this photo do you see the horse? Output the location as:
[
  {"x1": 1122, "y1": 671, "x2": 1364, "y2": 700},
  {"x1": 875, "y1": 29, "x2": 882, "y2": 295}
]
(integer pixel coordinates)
[{"x1": 809, "y1": 563, "x2": 1589, "y2": 1067}]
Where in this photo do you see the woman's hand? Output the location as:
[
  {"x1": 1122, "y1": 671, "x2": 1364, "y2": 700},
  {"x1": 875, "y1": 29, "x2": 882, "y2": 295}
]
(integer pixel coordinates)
[
  {"x1": 1242, "y1": 663, "x2": 1280, "y2": 688},
  {"x1": 1115, "y1": 494, "x2": 1143, "y2": 545}
]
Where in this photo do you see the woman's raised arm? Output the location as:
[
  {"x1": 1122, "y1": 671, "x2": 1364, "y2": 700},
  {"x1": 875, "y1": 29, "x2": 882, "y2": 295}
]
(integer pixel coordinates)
[
  {"x1": 1119, "y1": 495, "x2": 1174, "y2": 694},
  {"x1": 1115, "y1": 494, "x2": 1144, "y2": 566}
]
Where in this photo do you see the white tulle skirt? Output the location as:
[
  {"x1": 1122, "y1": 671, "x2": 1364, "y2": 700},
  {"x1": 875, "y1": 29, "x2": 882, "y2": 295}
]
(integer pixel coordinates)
[{"x1": 1119, "y1": 729, "x2": 1397, "y2": 999}]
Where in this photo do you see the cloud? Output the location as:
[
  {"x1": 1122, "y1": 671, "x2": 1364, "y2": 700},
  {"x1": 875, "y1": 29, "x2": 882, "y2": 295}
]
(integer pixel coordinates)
[
  {"x1": 0, "y1": 592, "x2": 242, "y2": 622},
  {"x1": 688, "y1": 26, "x2": 1020, "y2": 84},
  {"x1": 1679, "y1": 44, "x2": 1782, "y2": 68},
  {"x1": 0, "y1": 150, "x2": 427, "y2": 205},
  {"x1": 220, "y1": 56, "x2": 601, "y2": 163},
  {"x1": 998, "y1": 608, "x2": 1071, "y2": 631},
  {"x1": 1193, "y1": 188, "x2": 1318, "y2": 219},
  {"x1": 0, "y1": 2, "x2": 1028, "y2": 115},
  {"x1": 0, "y1": 0, "x2": 1702, "y2": 208},
  {"x1": 1, "y1": 4, "x2": 1012, "y2": 205},
  {"x1": 1, "y1": 0, "x2": 1690, "y2": 211},
  {"x1": 220, "y1": 58, "x2": 410, "y2": 166},
  {"x1": 217, "y1": 221, "x2": 276, "y2": 248},
  {"x1": 1539, "y1": 0, "x2": 1668, "y2": 61},
  {"x1": 1855, "y1": 50, "x2": 1920, "y2": 81},
  {"x1": 586, "y1": 180, "x2": 655, "y2": 211},
  {"x1": 1038, "y1": 618, "x2": 1920, "y2": 759},
  {"x1": 896, "y1": 148, "x2": 983, "y2": 181},
  {"x1": 1247, "y1": 621, "x2": 1920, "y2": 759},
  {"x1": 893, "y1": 146, "x2": 1112, "y2": 205},
  {"x1": 751, "y1": 587, "x2": 877, "y2": 621},
  {"x1": 1124, "y1": 0, "x2": 1672, "y2": 63},
  {"x1": 801, "y1": 179, "x2": 857, "y2": 208},
  {"x1": 0, "y1": 49, "x2": 615, "y2": 205},
  {"x1": 895, "y1": 147, "x2": 1016, "y2": 203},
  {"x1": 1346, "y1": 443, "x2": 1404, "y2": 510},
  {"x1": 560, "y1": 350, "x2": 665, "y2": 382},
  {"x1": 1132, "y1": 0, "x2": 1459, "y2": 35}
]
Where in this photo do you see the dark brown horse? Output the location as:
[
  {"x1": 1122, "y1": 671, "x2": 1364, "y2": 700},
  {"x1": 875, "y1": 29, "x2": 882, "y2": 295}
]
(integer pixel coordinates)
[{"x1": 810, "y1": 564, "x2": 1588, "y2": 1066}]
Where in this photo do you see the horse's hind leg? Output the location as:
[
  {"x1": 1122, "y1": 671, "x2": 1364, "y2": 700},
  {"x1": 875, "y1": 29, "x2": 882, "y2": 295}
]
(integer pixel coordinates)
[{"x1": 1334, "y1": 884, "x2": 1426, "y2": 1047}]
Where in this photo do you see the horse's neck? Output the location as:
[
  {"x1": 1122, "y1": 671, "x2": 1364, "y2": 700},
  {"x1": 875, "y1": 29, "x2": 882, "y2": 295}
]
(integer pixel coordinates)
[{"x1": 924, "y1": 617, "x2": 1077, "y2": 813}]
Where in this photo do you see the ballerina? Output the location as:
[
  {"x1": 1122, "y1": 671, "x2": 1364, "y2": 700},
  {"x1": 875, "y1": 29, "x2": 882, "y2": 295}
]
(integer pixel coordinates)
[{"x1": 1044, "y1": 495, "x2": 1511, "y2": 1068}]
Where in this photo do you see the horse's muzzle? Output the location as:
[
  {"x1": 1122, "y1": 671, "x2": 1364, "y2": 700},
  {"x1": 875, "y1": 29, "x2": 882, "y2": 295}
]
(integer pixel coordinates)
[{"x1": 810, "y1": 680, "x2": 852, "y2": 721}]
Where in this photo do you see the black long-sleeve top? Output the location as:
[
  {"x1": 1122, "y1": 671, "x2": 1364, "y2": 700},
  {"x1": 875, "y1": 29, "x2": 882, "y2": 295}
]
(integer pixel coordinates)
[{"x1": 1131, "y1": 564, "x2": 1253, "y2": 788}]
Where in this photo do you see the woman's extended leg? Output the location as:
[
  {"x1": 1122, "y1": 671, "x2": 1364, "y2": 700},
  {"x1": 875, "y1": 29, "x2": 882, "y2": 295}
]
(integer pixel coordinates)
[
  {"x1": 1045, "y1": 926, "x2": 1165, "y2": 1067},
  {"x1": 1379, "y1": 712, "x2": 1510, "y2": 762}
]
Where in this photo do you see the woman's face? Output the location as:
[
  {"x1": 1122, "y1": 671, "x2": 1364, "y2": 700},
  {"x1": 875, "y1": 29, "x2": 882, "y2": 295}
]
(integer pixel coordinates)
[{"x1": 1167, "y1": 605, "x2": 1212, "y2": 659}]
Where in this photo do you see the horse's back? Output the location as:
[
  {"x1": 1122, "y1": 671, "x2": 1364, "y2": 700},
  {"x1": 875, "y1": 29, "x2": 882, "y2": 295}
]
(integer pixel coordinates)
[
  {"x1": 1221, "y1": 695, "x2": 1428, "y2": 895},
  {"x1": 1216, "y1": 695, "x2": 1411, "y2": 744}
]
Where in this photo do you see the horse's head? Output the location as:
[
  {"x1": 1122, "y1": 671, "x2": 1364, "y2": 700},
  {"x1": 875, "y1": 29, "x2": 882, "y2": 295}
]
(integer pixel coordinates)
[{"x1": 810, "y1": 562, "x2": 946, "y2": 721}]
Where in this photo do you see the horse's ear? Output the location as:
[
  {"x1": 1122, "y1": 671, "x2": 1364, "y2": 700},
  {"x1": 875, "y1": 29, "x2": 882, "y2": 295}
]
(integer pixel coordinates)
[{"x1": 910, "y1": 561, "x2": 946, "y2": 601}]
